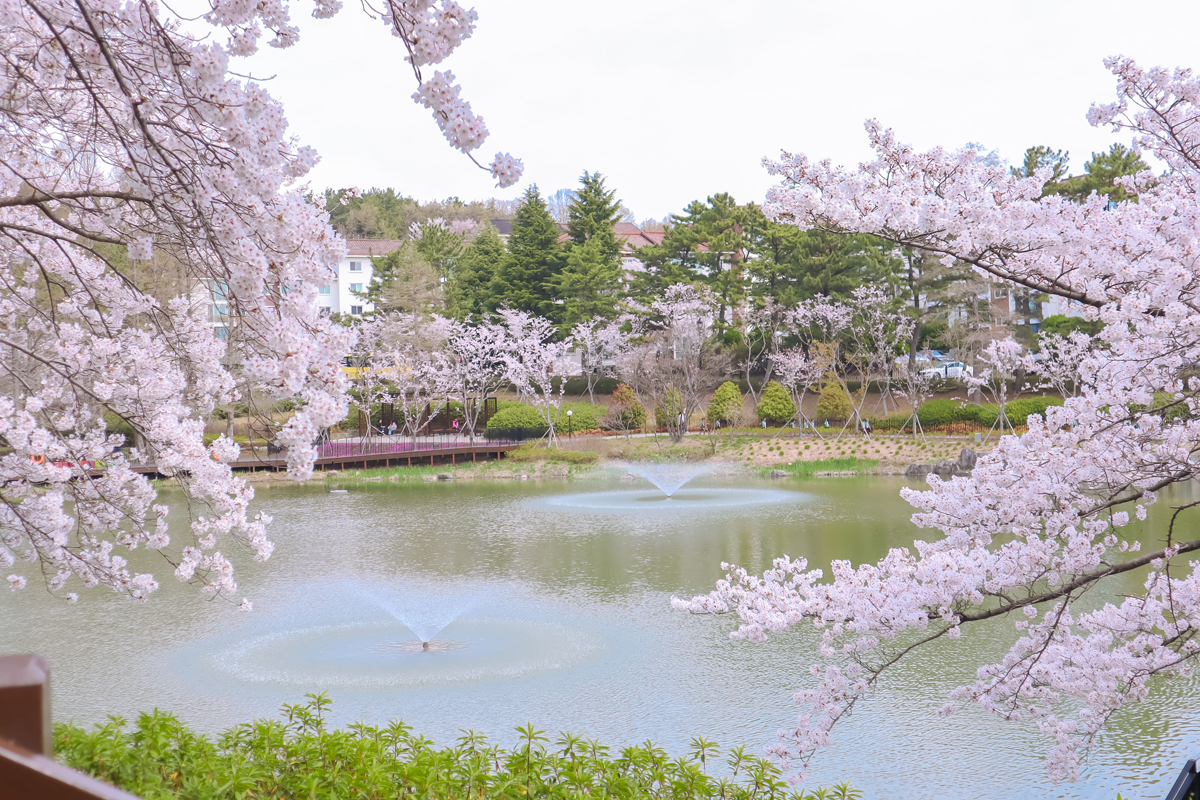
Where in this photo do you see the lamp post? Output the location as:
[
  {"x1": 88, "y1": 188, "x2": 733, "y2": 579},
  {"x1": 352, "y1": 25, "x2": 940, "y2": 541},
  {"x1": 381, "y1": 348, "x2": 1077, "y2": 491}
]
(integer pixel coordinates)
[{"x1": 567, "y1": 409, "x2": 573, "y2": 439}]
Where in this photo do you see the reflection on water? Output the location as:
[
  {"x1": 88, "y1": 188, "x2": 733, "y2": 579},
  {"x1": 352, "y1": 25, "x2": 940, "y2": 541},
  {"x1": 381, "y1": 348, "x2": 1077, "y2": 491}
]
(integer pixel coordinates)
[{"x1": 1, "y1": 475, "x2": 1198, "y2": 800}]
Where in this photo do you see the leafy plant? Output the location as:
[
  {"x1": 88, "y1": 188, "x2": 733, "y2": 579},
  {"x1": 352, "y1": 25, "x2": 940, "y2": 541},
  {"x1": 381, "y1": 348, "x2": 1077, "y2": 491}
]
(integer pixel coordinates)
[
  {"x1": 756, "y1": 381, "x2": 796, "y2": 426},
  {"x1": 814, "y1": 378, "x2": 851, "y2": 422},
  {"x1": 707, "y1": 380, "x2": 744, "y2": 425},
  {"x1": 54, "y1": 695, "x2": 857, "y2": 800}
]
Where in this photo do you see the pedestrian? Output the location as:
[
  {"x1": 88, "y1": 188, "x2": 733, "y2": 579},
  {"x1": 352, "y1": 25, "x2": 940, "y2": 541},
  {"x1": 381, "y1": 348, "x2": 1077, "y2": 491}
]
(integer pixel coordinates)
[{"x1": 452, "y1": 418, "x2": 460, "y2": 434}]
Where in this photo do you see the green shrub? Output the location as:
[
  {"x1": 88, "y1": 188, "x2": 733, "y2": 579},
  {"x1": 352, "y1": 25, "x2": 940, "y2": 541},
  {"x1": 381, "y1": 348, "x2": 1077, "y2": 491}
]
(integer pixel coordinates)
[
  {"x1": 867, "y1": 413, "x2": 910, "y2": 431},
  {"x1": 485, "y1": 403, "x2": 548, "y2": 435},
  {"x1": 815, "y1": 378, "x2": 852, "y2": 421},
  {"x1": 605, "y1": 384, "x2": 647, "y2": 431},
  {"x1": 55, "y1": 695, "x2": 858, "y2": 800},
  {"x1": 484, "y1": 402, "x2": 607, "y2": 436},
  {"x1": 654, "y1": 386, "x2": 684, "y2": 429},
  {"x1": 707, "y1": 381, "x2": 744, "y2": 425},
  {"x1": 916, "y1": 398, "x2": 978, "y2": 428},
  {"x1": 975, "y1": 396, "x2": 1065, "y2": 428},
  {"x1": 756, "y1": 381, "x2": 796, "y2": 425}
]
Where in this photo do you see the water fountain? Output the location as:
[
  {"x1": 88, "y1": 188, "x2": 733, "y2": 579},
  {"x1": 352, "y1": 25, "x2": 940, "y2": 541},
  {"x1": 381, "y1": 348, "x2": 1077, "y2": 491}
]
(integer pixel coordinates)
[
  {"x1": 531, "y1": 461, "x2": 804, "y2": 512},
  {"x1": 199, "y1": 581, "x2": 605, "y2": 689},
  {"x1": 620, "y1": 462, "x2": 711, "y2": 497}
]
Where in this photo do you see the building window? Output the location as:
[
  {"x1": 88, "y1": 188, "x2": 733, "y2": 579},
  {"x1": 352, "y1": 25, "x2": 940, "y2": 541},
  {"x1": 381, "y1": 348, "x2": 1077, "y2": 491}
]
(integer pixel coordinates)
[
  {"x1": 215, "y1": 327, "x2": 229, "y2": 340},
  {"x1": 318, "y1": 285, "x2": 331, "y2": 295},
  {"x1": 350, "y1": 283, "x2": 363, "y2": 293},
  {"x1": 350, "y1": 305, "x2": 363, "y2": 316},
  {"x1": 349, "y1": 261, "x2": 362, "y2": 272},
  {"x1": 212, "y1": 303, "x2": 228, "y2": 321},
  {"x1": 318, "y1": 306, "x2": 331, "y2": 316}
]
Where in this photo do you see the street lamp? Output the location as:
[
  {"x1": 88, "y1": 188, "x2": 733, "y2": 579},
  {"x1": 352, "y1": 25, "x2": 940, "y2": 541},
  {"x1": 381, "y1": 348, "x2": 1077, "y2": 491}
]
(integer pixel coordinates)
[{"x1": 567, "y1": 409, "x2": 573, "y2": 439}]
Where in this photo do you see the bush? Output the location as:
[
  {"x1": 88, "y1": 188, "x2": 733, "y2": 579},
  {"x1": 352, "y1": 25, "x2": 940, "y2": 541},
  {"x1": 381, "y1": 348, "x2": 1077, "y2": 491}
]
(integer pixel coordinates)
[
  {"x1": 485, "y1": 404, "x2": 548, "y2": 436},
  {"x1": 916, "y1": 398, "x2": 979, "y2": 428},
  {"x1": 975, "y1": 396, "x2": 1065, "y2": 428},
  {"x1": 866, "y1": 413, "x2": 910, "y2": 431},
  {"x1": 654, "y1": 386, "x2": 684, "y2": 429},
  {"x1": 815, "y1": 378, "x2": 852, "y2": 421},
  {"x1": 756, "y1": 380, "x2": 796, "y2": 425},
  {"x1": 604, "y1": 384, "x2": 647, "y2": 431},
  {"x1": 55, "y1": 695, "x2": 858, "y2": 800},
  {"x1": 484, "y1": 402, "x2": 606, "y2": 437},
  {"x1": 707, "y1": 381, "x2": 744, "y2": 425}
]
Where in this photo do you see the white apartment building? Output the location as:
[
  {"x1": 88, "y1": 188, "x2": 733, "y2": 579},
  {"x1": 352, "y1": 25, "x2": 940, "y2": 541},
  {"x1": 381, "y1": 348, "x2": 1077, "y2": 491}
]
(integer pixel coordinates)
[{"x1": 316, "y1": 238, "x2": 402, "y2": 317}]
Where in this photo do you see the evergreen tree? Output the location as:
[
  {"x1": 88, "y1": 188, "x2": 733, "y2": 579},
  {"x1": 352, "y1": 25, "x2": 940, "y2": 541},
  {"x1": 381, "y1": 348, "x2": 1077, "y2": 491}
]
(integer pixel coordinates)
[
  {"x1": 566, "y1": 171, "x2": 622, "y2": 263},
  {"x1": 631, "y1": 193, "x2": 748, "y2": 331},
  {"x1": 551, "y1": 236, "x2": 623, "y2": 328},
  {"x1": 553, "y1": 172, "x2": 624, "y2": 327},
  {"x1": 446, "y1": 223, "x2": 505, "y2": 318},
  {"x1": 488, "y1": 186, "x2": 563, "y2": 316}
]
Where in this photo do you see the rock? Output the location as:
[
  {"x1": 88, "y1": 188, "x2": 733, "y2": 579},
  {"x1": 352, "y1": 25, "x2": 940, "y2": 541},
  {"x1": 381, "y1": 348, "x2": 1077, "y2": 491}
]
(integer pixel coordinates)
[
  {"x1": 933, "y1": 460, "x2": 959, "y2": 476},
  {"x1": 620, "y1": 472, "x2": 636, "y2": 483},
  {"x1": 545, "y1": 465, "x2": 568, "y2": 478},
  {"x1": 957, "y1": 447, "x2": 978, "y2": 471},
  {"x1": 422, "y1": 475, "x2": 437, "y2": 483},
  {"x1": 903, "y1": 463, "x2": 933, "y2": 477},
  {"x1": 492, "y1": 470, "x2": 514, "y2": 480},
  {"x1": 361, "y1": 476, "x2": 382, "y2": 482},
  {"x1": 518, "y1": 472, "x2": 530, "y2": 481},
  {"x1": 436, "y1": 472, "x2": 454, "y2": 481},
  {"x1": 325, "y1": 470, "x2": 340, "y2": 476},
  {"x1": 388, "y1": 475, "x2": 399, "y2": 482},
  {"x1": 769, "y1": 469, "x2": 790, "y2": 479}
]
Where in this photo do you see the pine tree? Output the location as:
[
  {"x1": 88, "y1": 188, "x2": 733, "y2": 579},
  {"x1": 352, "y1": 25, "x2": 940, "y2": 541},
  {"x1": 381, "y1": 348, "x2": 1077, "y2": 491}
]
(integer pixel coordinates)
[
  {"x1": 567, "y1": 171, "x2": 622, "y2": 263},
  {"x1": 553, "y1": 172, "x2": 624, "y2": 327},
  {"x1": 551, "y1": 236, "x2": 623, "y2": 328},
  {"x1": 489, "y1": 186, "x2": 562, "y2": 316},
  {"x1": 447, "y1": 223, "x2": 505, "y2": 318}
]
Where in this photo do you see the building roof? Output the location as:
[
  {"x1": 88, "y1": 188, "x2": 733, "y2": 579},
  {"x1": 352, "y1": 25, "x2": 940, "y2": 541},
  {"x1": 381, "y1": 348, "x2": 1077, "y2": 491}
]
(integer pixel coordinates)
[
  {"x1": 489, "y1": 219, "x2": 514, "y2": 236},
  {"x1": 344, "y1": 238, "x2": 405, "y2": 257}
]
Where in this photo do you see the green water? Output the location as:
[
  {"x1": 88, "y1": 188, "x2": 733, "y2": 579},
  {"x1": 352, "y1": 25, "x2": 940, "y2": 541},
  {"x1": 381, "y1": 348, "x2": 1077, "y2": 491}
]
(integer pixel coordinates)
[{"x1": 1, "y1": 474, "x2": 1196, "y2": 799}]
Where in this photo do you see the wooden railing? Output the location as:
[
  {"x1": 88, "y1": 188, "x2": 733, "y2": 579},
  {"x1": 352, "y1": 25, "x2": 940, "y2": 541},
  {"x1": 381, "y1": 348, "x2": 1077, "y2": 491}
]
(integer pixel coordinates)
[{"x1": 0, "y1": 654, "x2": 140, "y2": 800}]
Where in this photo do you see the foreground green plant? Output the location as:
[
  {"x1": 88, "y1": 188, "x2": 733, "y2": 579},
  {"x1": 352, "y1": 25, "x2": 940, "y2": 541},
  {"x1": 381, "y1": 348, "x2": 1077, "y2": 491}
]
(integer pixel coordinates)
[{"x1": 55, "y1": 695, "x2": 859, "y2": 800}]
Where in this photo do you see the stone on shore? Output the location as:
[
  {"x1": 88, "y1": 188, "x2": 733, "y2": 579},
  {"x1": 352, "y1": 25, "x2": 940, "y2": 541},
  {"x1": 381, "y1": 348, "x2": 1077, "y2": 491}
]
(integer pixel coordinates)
[
  {"x1": 957, "y1": 447, "x2": 978, "y2": 471},
  {"x1": 769, "y1": 469, "x2": 790, "y2": 479}
]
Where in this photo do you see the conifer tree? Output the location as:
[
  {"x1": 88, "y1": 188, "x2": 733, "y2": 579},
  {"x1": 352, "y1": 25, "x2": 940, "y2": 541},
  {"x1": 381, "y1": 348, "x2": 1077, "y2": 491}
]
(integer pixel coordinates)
[
  {"x1": 489, "y1": 186, "x2": 563, "y2": 316},
  {"x1": 447, "y1": 223, "x2": 505, "y2": 318},
  {"x1": 553, "y1": 172, "x2": 624, "y2": 327}
]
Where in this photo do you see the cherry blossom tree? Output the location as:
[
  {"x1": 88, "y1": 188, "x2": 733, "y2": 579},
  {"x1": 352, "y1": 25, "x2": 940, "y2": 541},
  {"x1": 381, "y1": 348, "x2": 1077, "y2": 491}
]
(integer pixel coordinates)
[
  {"x1": 497, "y1": 310, "x2": 571, "y2": 447},
  {"x1": 440, "y1": 315, "x2": 509, "y2": 441},
  {"x1": 771, "y1": 346, "x2": 827, "y2": 434},
  {"x1": 969, "y1": 337, "x2": 1034, "y2": 440},
  {"x1": 1035, "y1": 330, "x2": 1094, "y2": 400},
  {"x1": 678, "y1": 57, "x2": 1200, "y2": 782},
  {"x1": 0, "y1": 0, "x2": 519, "y2": 603},
  {"x1": 571, "y1": 318, "x2": 630, "y2": 403}
]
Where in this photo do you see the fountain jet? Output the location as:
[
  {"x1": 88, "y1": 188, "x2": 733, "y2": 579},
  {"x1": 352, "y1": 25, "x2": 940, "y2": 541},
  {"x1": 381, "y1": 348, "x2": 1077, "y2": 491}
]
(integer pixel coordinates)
[{"x1": 620, "y1": 462, "x2": 711, "y2": 497}]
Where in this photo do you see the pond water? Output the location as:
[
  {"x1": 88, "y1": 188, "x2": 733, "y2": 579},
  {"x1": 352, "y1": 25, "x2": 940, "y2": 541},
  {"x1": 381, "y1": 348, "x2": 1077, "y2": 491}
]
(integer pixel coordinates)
[{"x1": 2, "y1": 472, "x2": 1198, "y2": 799}]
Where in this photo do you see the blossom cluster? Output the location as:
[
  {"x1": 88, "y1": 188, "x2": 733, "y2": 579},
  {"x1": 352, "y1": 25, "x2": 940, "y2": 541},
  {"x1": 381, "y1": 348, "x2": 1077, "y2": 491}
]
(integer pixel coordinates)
[
  {"x1": 678, "y1": 57, "x2": 1200, "y2": 781},
  {"x1": 0, "y1": 0, "x2": 509, "y2": 605}
]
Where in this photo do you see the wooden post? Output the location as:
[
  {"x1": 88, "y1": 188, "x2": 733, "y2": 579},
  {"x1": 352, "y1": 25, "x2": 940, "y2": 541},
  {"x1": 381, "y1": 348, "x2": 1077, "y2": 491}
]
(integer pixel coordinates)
[
  {"x1": 0, "y1": 654, "x2": 141, "y2": 799},
  {"x1": 0, "y1": 655, "x2": 50, "y2": 756}
]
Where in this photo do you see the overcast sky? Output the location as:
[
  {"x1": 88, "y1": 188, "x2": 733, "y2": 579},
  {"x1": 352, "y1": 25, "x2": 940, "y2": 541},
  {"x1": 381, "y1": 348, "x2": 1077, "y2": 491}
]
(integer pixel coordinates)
[{"x1": 241, "y1": 0, "x2": 1200, "y2": 222}]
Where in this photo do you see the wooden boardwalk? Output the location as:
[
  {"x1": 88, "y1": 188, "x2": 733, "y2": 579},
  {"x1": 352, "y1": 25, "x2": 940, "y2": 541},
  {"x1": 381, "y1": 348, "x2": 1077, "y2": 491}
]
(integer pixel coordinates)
[{"x1": 127, "y1": 441, "x2": 522, "y2": 477}]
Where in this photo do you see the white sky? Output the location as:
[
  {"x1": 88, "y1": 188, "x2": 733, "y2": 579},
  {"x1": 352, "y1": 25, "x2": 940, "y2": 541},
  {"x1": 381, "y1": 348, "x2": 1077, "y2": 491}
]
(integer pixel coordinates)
[{"x1": 241, "y1": 0, "x2": 1200, "y2": 222}]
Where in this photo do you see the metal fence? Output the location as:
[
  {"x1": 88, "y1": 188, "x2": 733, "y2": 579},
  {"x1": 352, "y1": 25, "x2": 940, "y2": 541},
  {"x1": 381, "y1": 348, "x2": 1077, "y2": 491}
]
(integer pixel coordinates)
[{"x1": 314, "y1": 431, "x2": 526, "y2": 459}]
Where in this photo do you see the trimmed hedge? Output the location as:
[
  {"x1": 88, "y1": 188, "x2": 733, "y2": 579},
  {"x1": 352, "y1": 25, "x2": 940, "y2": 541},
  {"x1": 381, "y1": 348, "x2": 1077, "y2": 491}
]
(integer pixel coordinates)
[
  {"x1": 916, "y1": 398, "x2": 980, "y2": 428},
  {"x1": 484, "y1": 401, "x2": 607, "y2": 435},
  {"x1": 975, "y1": 396, "x2": 1065, "y2": 428}
]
